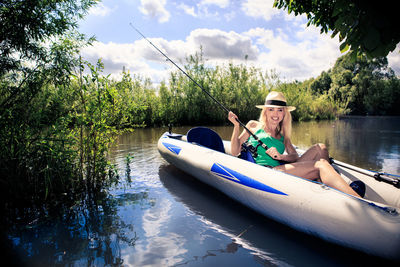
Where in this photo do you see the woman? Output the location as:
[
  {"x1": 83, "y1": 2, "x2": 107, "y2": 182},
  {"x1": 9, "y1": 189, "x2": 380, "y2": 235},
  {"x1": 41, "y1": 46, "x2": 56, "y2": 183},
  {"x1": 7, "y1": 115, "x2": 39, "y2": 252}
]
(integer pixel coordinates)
[{"x1": 228, "y1": 91, "x2": 362, "y2": 197}]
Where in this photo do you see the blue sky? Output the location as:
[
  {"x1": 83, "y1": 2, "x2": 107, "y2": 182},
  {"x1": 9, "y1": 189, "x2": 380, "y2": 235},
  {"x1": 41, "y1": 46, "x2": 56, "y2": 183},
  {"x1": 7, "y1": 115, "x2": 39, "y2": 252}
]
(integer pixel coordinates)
[{"x1": 78, "y1": 0, "x2": 400, "y2": 83}]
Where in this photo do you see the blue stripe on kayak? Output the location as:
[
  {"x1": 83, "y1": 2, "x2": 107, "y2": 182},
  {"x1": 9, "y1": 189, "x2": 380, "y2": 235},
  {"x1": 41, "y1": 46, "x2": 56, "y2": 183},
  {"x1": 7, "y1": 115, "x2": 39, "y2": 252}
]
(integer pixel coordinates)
[
  {"x1": 211, "y1": 163, "x2": 287, "y2": 195},
  {"x1": 162, "y1": 142, "x2": 181, "y2": 155}
]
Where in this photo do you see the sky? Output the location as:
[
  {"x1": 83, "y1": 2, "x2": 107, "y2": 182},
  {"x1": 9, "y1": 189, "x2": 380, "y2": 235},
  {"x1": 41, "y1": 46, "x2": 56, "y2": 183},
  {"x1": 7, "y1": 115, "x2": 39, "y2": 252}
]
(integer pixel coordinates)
[{"x1": 78, "y1": 0, "x2": 400, "y2": 84}]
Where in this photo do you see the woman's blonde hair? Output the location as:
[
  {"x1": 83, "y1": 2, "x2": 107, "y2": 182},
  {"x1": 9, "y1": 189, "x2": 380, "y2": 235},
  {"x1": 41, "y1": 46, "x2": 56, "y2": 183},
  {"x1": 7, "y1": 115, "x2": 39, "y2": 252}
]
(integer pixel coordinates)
[{"x1": 259, "y1": 107, "x2": 292, "y2": 139}]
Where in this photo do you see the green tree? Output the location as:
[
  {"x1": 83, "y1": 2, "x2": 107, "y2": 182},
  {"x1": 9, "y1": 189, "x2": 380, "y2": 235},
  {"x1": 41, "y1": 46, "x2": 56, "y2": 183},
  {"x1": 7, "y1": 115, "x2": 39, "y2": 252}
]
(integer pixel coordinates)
[
  {"x1": 0, "y1": 0, "x2": 97, "y2": 75},
  {"x1": 114, "y1": 71, "x2": 155, "y2": 127},
  {"x1": 310, "y1": 71, "x2": 332, "y2": 95},
  {"x1": 273, "y1": 0, "x2": 400, "y2": 59},
  {"x1": 327, "y1": 54, "x2": 399, "y2": 115},
  {"x1": 362, "y1": 78, "x2": 400, "y2": 115},
  {"x1": 273, "y1": 80, "x2": 342, "y2": 121},
  {"x1": 0, "y1": 0, "x2": 99, "y2": 225}
]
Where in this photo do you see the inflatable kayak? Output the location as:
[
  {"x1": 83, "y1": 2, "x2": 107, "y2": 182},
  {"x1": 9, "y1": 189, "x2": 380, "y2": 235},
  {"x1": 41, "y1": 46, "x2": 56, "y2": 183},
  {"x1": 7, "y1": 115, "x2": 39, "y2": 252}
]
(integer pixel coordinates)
[{"x1": 157, "y1": 127, "x2": 400, "y2": 260}]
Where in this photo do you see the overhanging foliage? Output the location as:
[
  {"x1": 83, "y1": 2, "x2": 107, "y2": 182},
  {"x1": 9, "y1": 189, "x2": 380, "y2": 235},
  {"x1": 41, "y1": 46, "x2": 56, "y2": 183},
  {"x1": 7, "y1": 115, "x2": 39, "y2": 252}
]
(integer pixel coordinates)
[{"x1": 273, "y1": 0, "x2": 400, "y2": 59}]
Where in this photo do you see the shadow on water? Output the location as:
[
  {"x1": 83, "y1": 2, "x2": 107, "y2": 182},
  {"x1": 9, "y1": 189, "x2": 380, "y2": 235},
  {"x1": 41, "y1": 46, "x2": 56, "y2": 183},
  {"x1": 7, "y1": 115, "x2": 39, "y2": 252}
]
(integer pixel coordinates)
[{"x1": 159, "y1": 164, "x2": 399, "y2": 267}]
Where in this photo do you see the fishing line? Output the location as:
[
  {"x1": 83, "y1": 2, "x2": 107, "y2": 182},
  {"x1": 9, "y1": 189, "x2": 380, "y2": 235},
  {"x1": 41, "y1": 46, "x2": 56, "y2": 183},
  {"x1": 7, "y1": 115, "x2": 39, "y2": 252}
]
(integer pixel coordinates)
[
  {"x1": 131, "y1": 25, "x2": 400, "y2": 188},
  {"x1": 130, "y1": 23, "x2": 228, "y2": 113},
  {"x1": 236, "y1": 224, "x2": 253, "y2": 238},
  {"x1": 130, "y1": 23, "x2": 269, "y2": 151}
]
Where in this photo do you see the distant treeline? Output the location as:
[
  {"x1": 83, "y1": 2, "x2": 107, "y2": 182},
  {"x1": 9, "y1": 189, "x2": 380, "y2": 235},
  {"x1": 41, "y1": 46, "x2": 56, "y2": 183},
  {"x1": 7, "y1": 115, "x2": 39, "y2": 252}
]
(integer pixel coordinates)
[{"x1": 117, "y1": 51, "x2": 400, "y2": 127}]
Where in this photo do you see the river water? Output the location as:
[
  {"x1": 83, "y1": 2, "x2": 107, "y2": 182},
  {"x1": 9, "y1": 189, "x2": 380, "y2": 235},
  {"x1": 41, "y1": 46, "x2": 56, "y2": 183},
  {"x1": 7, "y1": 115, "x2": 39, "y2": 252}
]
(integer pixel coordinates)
[{"x1": 7, "y1": 117, "x2": 400, "y2": 266}]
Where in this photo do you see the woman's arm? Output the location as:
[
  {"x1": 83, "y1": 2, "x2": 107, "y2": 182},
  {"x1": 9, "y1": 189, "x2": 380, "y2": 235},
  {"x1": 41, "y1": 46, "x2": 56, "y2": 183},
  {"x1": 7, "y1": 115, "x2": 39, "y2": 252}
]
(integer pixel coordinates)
[
  {"x1": 281, "y1": 137, "x2": 299, "y2": 162},
  {"x1": 228, "y1": 112, "x2": 241, "y2": 156},
  {"x1": 230, "y1": 125, "x2": 242, "y2": 156},
  {"x1": 228, "y1": 112, "x2": 255, "y2": 156},
  {"x1": 268, "y1": 137, "x2": 299, "y2": 162}
]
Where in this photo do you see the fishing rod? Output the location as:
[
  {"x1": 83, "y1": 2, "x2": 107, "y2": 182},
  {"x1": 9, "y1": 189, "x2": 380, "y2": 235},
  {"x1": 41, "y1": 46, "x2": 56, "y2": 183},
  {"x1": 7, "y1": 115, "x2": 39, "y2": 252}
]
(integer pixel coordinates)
[
  {"x1": 130, "y1": 24, "x2": 400, "y2": 181},
  {"x1": 130, "y1": 23, "x2": 270, "y2": 154},
  {"x1": 330, "y1": 159, "x2": 400, "y2": 188}
]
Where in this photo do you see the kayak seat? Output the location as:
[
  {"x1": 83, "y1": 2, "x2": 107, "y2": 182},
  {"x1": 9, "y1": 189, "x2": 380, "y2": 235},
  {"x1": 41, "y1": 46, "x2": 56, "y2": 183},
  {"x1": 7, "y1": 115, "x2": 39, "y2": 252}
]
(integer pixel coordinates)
[{"x1": 187, "y1": 127, "x2": 225, "y2": 153}]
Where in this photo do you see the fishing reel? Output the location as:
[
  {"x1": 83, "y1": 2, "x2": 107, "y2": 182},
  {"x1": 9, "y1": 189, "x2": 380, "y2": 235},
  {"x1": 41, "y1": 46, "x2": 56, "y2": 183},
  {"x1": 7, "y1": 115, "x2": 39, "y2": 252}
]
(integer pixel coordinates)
[{"x1": 241, "y1": 141, "x2": 259, "y2": 159}]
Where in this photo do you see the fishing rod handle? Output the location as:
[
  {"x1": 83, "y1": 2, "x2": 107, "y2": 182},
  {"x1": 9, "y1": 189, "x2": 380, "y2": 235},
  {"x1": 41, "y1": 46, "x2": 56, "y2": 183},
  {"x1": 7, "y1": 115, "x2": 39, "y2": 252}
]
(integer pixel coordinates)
[{"x1": 260, "y1": 143, "x2": 269, "y2": 150}]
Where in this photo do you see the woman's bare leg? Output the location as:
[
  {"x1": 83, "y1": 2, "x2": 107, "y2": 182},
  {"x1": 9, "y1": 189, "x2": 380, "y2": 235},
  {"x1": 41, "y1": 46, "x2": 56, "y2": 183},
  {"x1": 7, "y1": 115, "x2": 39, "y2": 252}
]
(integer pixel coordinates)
[
  {"x1": 274, "y1": 159, "x2": 360, "y2": 197},
  {"x1": 298, "y1": 143, "x2": 330, "y2": 162}
]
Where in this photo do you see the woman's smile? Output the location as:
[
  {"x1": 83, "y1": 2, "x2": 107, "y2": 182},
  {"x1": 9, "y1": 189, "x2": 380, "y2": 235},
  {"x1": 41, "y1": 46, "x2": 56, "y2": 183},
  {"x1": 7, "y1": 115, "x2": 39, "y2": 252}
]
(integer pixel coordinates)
[
  {"x1": 266, "y1": 107, "x2": 284, "y2": 125},
  {"x1": 271, "y1": 115, "x2": 281, "y2": 121}
]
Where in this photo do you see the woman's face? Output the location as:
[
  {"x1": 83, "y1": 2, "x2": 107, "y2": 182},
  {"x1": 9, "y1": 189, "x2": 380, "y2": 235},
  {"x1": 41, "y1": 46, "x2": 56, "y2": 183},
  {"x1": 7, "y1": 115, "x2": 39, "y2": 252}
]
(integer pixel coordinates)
[{"x1": 265, "y1": 107, "x2": 285, "y2": 126}]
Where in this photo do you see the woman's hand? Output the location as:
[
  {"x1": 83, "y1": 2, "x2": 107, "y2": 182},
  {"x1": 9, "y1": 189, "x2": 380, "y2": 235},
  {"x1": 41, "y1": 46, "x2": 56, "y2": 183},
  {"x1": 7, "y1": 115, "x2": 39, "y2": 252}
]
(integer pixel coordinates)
[
  {"x1": 266, "y1": 147, "x2": 282, "y2": 160},
  {"x1": 228, "y1": 111, "x2": 239, "y2": 127}
]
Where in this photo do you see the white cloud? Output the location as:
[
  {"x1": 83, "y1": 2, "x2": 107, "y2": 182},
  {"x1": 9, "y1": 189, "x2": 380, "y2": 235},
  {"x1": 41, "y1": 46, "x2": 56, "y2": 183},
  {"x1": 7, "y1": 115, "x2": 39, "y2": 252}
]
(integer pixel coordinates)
[
  {"x1": 177, "y1": 3, "x2": 197, "y2": 17},
  {"x1": 79, "y1": 0, "x2": 400, "y2": 83},
  {"x1": 81, "y1": 26, "x2": 400, "y2": 84},
  {"x1": 388, "y1": 45, "x2": 400, "y2": 76},
  {"x1": 135, "y1": 38, "x2": 188, "y2": 64},
  {"x1": 187, "y1": 29, "x2": 259, "y2": 60},
  {"x1": 241, "y1": 0, "x2": 281, "y2": 21},
  {"x1": 224, "y1": 10, "x2": 236, "y2": 21},
  {"x1": 80, "y1": 41, "x2": 171, "y2": 82},
  {"x1": 139, "y1": 0, "x2": 170, "y2": 23},
  {"x1": 200, "y1": 0, "x2": 230, "y2": 8},
  {"x1": 79, "y1": 28, "x2": 259, "y2": 83},
  {"x1": 177, "y1": 1, "x2": 231, "y2": 19},
  {"x1": 88, "y1": 2, "x2": 116, "y2": 17},
  {"x1": 244, "y1": 25, "x2": 342, "y2": 81}
]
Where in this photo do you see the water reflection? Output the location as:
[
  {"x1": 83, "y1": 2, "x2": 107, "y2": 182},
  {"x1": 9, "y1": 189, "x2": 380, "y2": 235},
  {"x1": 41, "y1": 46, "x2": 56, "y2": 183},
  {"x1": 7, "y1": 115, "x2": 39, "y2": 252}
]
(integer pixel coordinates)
[
  {"x1": 159, "y1": 166, "x2": 330, "y2": 266},
  {"x1": 290, "y1": 117, "x2": 400, "y2": 174},
  {"x1": 125, "y1": 197, "x2": 188, "y2": 266},
  {"x1": 158, "y1": 164, "x2": 282, "y2": 267},
  {"x1": 8, "y1": 190, "x2": 150, "y2": 266},
  {"x1": 159, "y1": 164, "x2": 398, "y2": 266}
]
